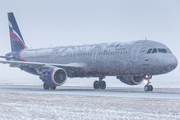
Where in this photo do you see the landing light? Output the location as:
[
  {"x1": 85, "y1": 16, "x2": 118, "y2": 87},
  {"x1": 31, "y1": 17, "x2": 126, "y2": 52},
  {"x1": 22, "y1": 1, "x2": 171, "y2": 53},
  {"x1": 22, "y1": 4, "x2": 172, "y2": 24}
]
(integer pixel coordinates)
[{"x1": 144, "y1": 80, "x2": 148, "y2": 85}]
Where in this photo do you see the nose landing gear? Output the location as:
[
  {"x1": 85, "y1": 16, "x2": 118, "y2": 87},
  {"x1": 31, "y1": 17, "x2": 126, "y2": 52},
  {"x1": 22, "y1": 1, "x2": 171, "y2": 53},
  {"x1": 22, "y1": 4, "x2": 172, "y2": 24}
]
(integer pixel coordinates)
[
  {"x1": 93, "y1": 77, "x2": 106, "y2": 89},
  {"x1": 144, "y1": 80, "x2": 153, "y2": 91},
  {"x1": 144, "y1": 75, "x2": 153, "y2": 91}
]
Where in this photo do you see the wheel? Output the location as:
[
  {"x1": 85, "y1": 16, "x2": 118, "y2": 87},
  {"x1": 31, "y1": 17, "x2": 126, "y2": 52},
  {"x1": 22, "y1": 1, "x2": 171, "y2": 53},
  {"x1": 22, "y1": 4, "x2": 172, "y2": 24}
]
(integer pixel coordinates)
[
  {"x1": 93, "y1": 81, "x2": 99, "y2": 89},
  {"x1": 50, "y1": 86, "x2": 56, "y2": 90},
  {"x1": 148, "y1": 85, "x2": 153, "y2": 91},
  {"x1": 43, "y1": 83, "x2": 49, "y2": 90},
  {"x1": 99, "y1": 81, "x2": 106, "y2": 89},
  {"x1": 144, "y1": 85, "x2": 149, "y2": 91}
]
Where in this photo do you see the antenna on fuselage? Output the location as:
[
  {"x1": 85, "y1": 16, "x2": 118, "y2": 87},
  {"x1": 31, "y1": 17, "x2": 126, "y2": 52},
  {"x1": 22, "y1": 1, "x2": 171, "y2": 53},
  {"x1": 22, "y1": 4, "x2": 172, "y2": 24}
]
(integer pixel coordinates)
[{"x1": 145, "y1": 37, "x2": 147, "y2": 40}]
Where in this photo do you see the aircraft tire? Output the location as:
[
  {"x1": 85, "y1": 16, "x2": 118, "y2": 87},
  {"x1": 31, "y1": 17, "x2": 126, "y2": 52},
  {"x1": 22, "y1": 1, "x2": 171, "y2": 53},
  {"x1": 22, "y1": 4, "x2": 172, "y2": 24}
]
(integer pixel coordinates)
[
  {"x1": 144, "y1": 85, "x2": 149, "y2": 91},
  {"x1": 43, "y1": 83, "x2": 49, "y2": 90},
  {"x1": 93, "y1": 81, "x2": 100, "y2": 89},
  {"x1": 99, "y1": 81, "x2": 106, "y2": 89},
  {"x1": 148, "y1": 85, "x2": 153, "y2": 91},
  {"x1": 50, "y1": 86, "x2": 56, "y2": 90}
]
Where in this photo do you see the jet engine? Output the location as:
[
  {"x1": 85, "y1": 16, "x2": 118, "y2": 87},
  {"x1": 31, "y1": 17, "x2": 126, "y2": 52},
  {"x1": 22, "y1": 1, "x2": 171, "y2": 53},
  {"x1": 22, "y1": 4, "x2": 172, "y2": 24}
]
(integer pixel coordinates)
[
  {"x1": 117, "y1": 76, "x2": 144, "y2": 85},
  {"x1": 40, "y1": 68, "x2": 67, "y2": 86}
]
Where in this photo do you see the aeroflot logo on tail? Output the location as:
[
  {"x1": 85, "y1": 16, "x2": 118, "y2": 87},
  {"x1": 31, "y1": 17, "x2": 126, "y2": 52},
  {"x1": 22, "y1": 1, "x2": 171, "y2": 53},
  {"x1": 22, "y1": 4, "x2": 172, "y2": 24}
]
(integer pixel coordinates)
[{"x1": 9, "y1": 21, "x2": 25, "y2": 48}]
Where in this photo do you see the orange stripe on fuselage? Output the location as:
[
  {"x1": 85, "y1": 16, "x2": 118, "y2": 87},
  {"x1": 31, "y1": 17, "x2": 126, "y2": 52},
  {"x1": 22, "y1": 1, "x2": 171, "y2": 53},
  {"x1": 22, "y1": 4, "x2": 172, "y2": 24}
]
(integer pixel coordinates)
[{"x1": 77, "y1": 70, "x2": 161, "y2": 75}]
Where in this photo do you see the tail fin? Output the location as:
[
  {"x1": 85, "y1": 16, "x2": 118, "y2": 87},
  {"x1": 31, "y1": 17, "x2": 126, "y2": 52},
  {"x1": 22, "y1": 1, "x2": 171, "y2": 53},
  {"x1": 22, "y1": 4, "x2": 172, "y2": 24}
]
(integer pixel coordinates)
[{"x1": 8, "y1": 12, "x2": 27, "y2": 52}]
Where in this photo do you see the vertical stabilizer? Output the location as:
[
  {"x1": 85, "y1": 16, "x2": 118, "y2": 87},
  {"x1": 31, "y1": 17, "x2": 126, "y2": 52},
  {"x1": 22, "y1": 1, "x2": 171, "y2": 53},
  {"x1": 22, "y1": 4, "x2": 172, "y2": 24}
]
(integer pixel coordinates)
[{"x1": 8, "y1": 12, "x2": 27, "y2": 52}]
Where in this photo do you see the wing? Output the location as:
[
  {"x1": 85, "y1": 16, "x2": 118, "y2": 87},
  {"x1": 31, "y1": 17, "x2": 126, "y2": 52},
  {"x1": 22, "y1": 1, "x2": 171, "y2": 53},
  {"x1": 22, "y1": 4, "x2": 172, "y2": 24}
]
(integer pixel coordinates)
[
  {"x1": 0, "y1": 59, "x2": 87, "y2": 75},
  {"x1": 0, "y1": 60, "x2": 86, "y2": 68}
]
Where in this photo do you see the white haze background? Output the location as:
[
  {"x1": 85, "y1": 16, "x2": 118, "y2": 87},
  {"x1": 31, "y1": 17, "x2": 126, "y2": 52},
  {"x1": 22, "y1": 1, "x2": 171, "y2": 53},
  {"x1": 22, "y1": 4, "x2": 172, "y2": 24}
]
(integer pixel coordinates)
[{"x1": 0, "y1": 0, "x2": 179, "y2": 87}]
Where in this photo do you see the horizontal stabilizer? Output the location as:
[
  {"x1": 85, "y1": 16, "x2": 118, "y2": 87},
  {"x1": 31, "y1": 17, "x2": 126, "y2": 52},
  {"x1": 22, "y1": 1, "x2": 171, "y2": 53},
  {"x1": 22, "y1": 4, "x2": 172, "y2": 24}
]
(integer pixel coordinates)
[{"x1": 0, "y1": 56, "x2": 13, "y2": 60}]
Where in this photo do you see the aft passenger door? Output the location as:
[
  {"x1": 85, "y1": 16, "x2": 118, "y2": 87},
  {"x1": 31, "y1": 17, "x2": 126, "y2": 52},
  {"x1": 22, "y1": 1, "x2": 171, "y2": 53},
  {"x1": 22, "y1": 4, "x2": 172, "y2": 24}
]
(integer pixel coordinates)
[{"x1": 131, "y1": 43, "x2": 142, "y2": 62}]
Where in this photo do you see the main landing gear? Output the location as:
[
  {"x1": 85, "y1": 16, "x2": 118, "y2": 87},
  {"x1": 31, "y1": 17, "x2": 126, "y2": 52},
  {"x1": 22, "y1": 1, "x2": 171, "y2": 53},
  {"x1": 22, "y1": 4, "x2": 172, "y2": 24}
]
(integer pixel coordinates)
[
  {"x1": 93, "y1": 77, "x2": 106, "y2": 89},
  {"x1": 43, "y1": 83, "x2": 56, "y2": 90},
  {"x1": 144, "y1": 75, "x2": 153, "y2": 91}
]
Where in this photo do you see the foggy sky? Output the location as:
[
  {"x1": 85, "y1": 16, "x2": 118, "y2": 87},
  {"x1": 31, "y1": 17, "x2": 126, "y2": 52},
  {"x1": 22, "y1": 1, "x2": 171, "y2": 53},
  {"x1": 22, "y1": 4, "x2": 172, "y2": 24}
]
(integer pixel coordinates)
[{"x1": 0, "y1": 0, "x2": 179, "y2": 81}]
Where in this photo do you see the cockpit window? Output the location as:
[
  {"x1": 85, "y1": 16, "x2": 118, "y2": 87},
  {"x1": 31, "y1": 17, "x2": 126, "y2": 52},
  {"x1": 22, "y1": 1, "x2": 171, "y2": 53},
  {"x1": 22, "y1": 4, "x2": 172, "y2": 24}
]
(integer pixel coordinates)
[
  {"x1": 152, "y1": 48, "x2": 157, "y2": 53},
  {"x1": 147, "y1": 48, "x2": 171, "y2": 54},
  {"x1": 166, "y1": 49, "x2": 172, "y2": 53},
  {"x1": 158, "y1": 49, "x2": 167, "y2": 53},
  {"x1": 147, "y1": 49, "x2": 152, "y2": 54}
]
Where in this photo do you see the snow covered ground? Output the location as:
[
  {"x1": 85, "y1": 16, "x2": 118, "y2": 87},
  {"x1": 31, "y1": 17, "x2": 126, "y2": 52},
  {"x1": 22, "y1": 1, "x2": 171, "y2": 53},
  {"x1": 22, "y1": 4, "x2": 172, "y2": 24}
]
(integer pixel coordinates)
[
  {"x1": 0, "y1": 93, "x2": 179, "y2": 120},
  {"x1": 0, "y1": 76, "x2": 179, "y2": 120}
]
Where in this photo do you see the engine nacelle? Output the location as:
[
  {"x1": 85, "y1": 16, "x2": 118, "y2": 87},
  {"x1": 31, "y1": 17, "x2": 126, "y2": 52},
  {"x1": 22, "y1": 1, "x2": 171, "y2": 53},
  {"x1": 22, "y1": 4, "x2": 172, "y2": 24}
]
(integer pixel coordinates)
[
  {"x1": 40, "y1": 68, "x2": 67, "y2": 86},
  {"x1": 117, "y1": 76, "x2": 144, "y2": 85}
]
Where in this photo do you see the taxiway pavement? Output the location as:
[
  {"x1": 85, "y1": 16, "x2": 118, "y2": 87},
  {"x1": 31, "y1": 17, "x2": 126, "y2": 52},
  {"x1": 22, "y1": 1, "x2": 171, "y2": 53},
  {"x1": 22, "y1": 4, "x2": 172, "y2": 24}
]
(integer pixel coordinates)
[{"x1": 0, "y1": 85, "x2": 179, "y2": 99}]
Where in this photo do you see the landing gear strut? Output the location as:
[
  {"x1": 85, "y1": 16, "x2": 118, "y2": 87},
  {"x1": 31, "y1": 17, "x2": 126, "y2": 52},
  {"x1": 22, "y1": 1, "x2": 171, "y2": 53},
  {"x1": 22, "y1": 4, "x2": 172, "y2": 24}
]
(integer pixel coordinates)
[
  {"x1": 93, "y1": 77, "x2": 106, "y2": 89},
  {"x1": 144, "y1": 75, "x2": 153, "y2": 91},
  {"x1": 43, "y1": 83, "x2": 56, "y2": 90}
]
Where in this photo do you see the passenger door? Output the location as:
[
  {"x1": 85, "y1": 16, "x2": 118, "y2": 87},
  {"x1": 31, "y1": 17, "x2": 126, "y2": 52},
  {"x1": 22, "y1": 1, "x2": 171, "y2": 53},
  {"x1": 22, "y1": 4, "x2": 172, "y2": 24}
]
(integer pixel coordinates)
[
  {"x1": 131, "y1": 43, "x2": 142, "y2": 62},
  {"x1": 92, "y1": 48, "x2": 99, "y2": 63}
]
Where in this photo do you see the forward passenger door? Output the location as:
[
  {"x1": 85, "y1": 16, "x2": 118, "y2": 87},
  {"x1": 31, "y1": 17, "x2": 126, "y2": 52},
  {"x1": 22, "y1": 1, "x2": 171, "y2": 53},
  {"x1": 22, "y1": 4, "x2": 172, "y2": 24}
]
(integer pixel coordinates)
[{"x1": 131, "y1": 43, "x2": 142, "y2": 62}]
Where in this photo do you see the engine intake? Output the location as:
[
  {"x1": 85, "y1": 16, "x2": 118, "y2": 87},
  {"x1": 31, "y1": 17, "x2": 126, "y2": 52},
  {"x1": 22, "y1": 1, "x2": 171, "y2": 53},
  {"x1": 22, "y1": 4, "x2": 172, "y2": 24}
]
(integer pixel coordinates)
[
  {"x1": 40, "y1": 68, "x2": 67, "y2": 86},
  {"x1": 117, "y1": 76, "x2": 144, "y2": 85}
]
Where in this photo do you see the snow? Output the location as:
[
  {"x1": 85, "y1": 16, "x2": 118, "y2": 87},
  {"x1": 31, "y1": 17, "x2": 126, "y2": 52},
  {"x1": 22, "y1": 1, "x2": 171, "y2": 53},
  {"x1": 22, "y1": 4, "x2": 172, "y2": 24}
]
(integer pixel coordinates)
[
  {"x1": 0, "y1": 76, "x2": 179, "y2": 119},
  {"x1": 0, "y1": 93, "x2": 179, "y2": 120}
]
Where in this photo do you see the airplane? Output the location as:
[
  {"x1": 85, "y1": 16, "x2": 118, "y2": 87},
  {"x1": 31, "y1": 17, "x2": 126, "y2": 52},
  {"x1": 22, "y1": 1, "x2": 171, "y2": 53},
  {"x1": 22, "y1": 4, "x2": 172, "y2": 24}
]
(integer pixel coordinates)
[{"x1": 0, "y1": 12, "x2": 178, "y2": 91}]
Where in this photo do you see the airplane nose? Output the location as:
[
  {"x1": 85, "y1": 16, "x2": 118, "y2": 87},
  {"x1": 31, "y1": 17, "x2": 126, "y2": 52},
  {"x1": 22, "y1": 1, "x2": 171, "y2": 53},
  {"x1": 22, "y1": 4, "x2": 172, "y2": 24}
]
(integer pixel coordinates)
[
  {"x1": 173, "y1": 56, "x2": 178, "y2": 69},
  {"x1": 167, "y1": 55, "x2": 178, "y2": 71}
]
